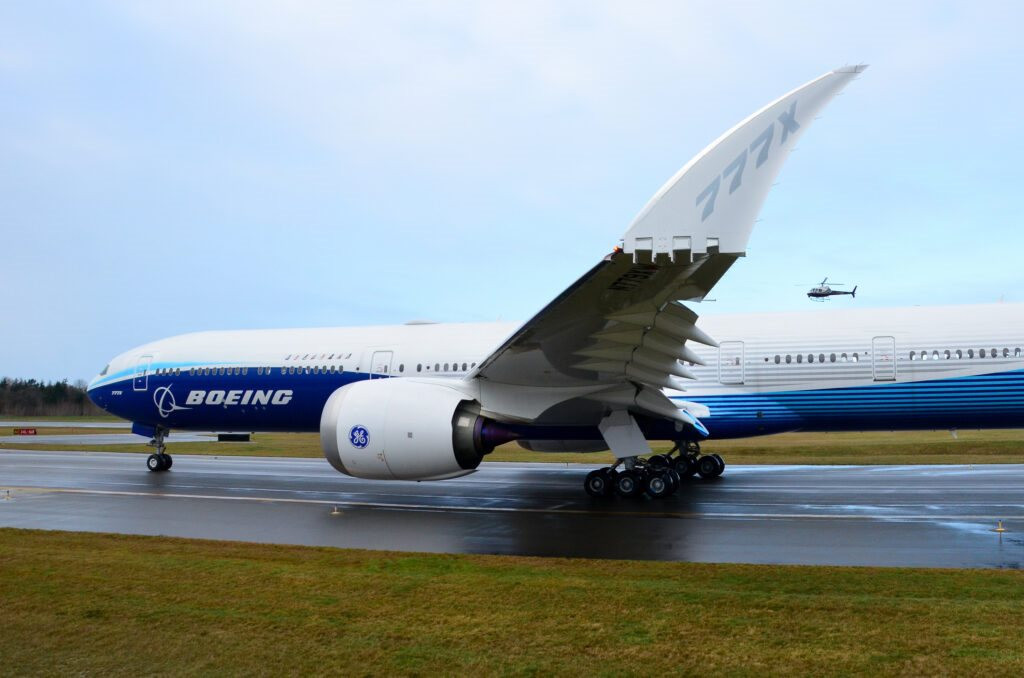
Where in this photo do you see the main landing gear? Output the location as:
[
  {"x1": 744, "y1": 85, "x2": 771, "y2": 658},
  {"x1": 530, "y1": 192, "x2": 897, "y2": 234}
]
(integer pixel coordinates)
[
  {"x1": 146, "y1": 427, "x2": 173, "y2": 472},
  {"x1": 583, "y1": 441, "x2": 724, "y2": 498}
]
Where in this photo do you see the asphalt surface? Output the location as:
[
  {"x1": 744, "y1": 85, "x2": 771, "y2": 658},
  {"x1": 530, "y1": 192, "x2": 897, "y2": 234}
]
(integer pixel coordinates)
[{"x1": 1, "y1": 450, "x2": 1022, "y2": 568}]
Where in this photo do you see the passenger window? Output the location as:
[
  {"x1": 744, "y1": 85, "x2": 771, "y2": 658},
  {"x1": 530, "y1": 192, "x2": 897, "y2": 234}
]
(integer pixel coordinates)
[
  {"x1": 417, "y1": 364, "x2": 422, "y2": 372},
  {"x1": 968, "y1": 349, "x2": 975, "y2": 359},
  {"x1": 1003, "y1": 348, "x2": 1010, "y2": 358},
  {"x1": 841, "y1": 353, "x2": 848, "y2": 362},
  {"x1": 980, "y1": 349, "x2": 986, "y2": 358},
  {"x1": 774, "y1": 355, "x2": 781, "y2": 364},
  {"x1": 852, "y1": 354, "x2": 859, "y2": 362},
  {"x1": 444, "y1": 363, "x2": 450, "y2": 371},
  {"x1": 1017, "y1": 348, "x2": 1022, "y2": 358},
  {"x1": 807, "y1": 354, "x2": 813, "y2": 363},
  {"x1": 991, "y1": 348, "x2": 998, "y2": 359},
  {"x1": 785, "y1": 355, "x2": 792, "y2": 364},
  {"x1": 956, "y1": 349, "x2": 963, "y2": 359},
  {"x1": 932, "y1": 351, "x2": 939, "y2": 361},
  {"x1": 399, "y1": 364, "x2": 405, "y2": 373},
  {"x1": 830, "y1": 353, "x2": 836, "y2": 363},
  {"x1": 909, "y1": 351, "x2": 916, "y2": 361},
  {"x1": 471, "y1": 362, "x2": 476, "y2": 368},
  {"x1": 435, "y1": 363, "x2": 440, "y2": 371},
  {"x1": 796, "y1": 354, "x2": 803, "y2": 364},
  {"x1": 944, "y1": 350, "x2": 951, "y2": 360},
  {"x1": 462, "y1": 362, "x2": 467, "y2": 371},
  {"x1": 818, "y1": 354, "x2": 825, "y2": 364}
]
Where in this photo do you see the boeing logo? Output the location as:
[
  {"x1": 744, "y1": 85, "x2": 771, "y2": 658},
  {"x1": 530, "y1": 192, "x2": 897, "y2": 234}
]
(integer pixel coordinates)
[
  {"x1": 185, "y1": 389, "x2": 293, "y2": 406},
  {"x1": 153, "y1": 385, "x2": 191, "y2": 419}
]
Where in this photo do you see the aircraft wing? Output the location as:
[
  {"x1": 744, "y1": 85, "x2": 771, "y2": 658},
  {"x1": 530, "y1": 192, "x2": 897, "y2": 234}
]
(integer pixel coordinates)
[{"x1": 470, "y1": 66, "x2": 866, "y2": 424}]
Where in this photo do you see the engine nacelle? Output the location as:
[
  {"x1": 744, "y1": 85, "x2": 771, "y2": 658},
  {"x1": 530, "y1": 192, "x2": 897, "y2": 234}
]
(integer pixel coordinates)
[{"x1": 320, "y1": 379, "x2": 497, "y2": 481}]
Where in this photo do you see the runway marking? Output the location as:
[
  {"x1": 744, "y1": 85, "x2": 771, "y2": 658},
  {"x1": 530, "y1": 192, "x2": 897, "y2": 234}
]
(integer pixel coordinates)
[{"x1": 2, "y1": 485, "x2": 1019, "y2": 523}]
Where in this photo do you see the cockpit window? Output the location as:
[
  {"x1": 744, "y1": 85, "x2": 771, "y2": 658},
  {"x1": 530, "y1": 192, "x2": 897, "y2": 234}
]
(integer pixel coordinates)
[{"x1": 100, "y1": 364, "x2": 109, "y2": 376}]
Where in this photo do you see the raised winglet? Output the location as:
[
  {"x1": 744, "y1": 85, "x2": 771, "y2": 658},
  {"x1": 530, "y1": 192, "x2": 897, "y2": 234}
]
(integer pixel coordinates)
[{"x1": 622, "y1": 65, "x2": 867, "y2": 261}]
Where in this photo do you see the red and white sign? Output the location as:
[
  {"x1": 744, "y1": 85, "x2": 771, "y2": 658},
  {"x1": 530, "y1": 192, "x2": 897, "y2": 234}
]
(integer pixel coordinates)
[{"x1": 13, "y1": 428, "x2": 37, "y2": 435}]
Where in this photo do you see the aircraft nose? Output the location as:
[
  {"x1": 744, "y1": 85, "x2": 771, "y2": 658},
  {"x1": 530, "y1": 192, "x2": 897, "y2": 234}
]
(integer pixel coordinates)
[{"x1": 87, "y1": 366, "x2": 110, "y2": 410}]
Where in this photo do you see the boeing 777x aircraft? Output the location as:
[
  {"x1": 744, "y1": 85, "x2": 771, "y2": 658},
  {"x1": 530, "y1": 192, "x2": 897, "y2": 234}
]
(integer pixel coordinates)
[{"x1": 87, "y1": 65, "x2": 1024, "y2": 498}]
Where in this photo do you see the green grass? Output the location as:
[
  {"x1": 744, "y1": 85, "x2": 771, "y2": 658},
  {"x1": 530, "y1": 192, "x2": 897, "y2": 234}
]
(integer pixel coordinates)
[
  {"x1": 5, "y1": 427, "x2": 1024, "y2": 465},
  {"x1": 1, "y1": 528, "x2": 1022, "y2": 675},
  {"x1": 0, "y1": 414, "x2": 121, "y2": 422},
  {"x1": 2, "y1": 426, "x2": 129, "y2": 436}
]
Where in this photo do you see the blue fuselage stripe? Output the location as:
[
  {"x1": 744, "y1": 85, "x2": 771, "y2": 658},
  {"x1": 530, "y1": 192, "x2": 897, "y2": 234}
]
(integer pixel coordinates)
[{"x1": 89, "y1": 368, "x2": 1024, "y2": 439}]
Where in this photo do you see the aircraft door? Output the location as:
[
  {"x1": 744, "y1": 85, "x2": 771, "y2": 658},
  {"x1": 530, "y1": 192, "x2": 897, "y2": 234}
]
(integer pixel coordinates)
[
  {"x1": 133, "y1": 354, "x2": 153, "y2": 391},
  {"x1": 718, "y1": 341, "x2": 745, "y2": 384},
  {"x1": 370, "y1": 351, "x2": 394, "y2": 379},
  {"x1": 872, "y1": 336, "x2": 897, "y2": 381}
]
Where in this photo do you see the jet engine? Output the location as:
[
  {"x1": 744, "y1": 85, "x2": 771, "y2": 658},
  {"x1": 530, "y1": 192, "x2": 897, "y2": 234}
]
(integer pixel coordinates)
[{"x1": 320, "y1": 379, "x2": 509, "y2": 480}]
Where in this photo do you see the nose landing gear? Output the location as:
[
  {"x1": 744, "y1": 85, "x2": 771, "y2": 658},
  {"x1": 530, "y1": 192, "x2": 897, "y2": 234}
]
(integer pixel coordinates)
[
  {"x1": 582, "y1": 440, "x2": 724, "y2": 498},
  {"x1": 146, "y1": 427, "x2": 173, "y2": 472}
]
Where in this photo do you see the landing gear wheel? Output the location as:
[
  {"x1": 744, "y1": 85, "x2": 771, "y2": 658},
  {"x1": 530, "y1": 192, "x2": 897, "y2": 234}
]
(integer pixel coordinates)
[
  {"x1": 161, "y1": 454, "x2": 173, "y2": 470},
  {"x1": 666, "y1": 468, "x2": 681, "y2": 492},
  {"x1": 697, "y1": 455, "x2": 723, "y2": 479},
  {"x1": 614, "y1": 470, "x2": 644, "y2": 498},
  {"x1": 672, "y1": 455, "x2": 697, "y2": 478},
  {"x1": 647, "y1": 454, "x2": 671, "y2": 469},
  {"x1": 710, "y1": 454, "x2": 724, "y2": 477},
  {"x1": 147, "y1": 454, "x2": 163, "y2": 472},
  {"x1": 644, "y1": 470, "x2": 675, "y2": 498},
  {"x1": 584, "y1": 469, "x2": 613, "y2": 498}
]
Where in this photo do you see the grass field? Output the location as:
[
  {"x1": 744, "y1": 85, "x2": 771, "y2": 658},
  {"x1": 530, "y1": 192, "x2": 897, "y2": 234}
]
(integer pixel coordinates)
[
  {"x1": 2, "y1": 426, "x2": 130, "y2": 436},
  {"x1": 1, "y1": 528, "x2": 1022, "y2": 675},
  {"x1": 3, "y1": 424, "x2": 1024, "y2": 465}
]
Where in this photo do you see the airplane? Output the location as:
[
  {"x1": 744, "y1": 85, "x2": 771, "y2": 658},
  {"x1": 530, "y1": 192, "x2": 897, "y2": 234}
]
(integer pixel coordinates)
[
  {"x1": 86, "y1": 64, "x2": 1024, "y2": 500},
  {"x1": 807, "y1": 278, "x2": 857, "y2": 300}
]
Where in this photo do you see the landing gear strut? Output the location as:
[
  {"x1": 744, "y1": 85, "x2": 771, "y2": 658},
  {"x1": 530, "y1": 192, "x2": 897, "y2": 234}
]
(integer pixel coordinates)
[
  {"x1": 146, "y1": 427, "x2": 172, "y2": 472},
  {"x1": 582, "y1": 440, "x2": 724, "y2": 498}
]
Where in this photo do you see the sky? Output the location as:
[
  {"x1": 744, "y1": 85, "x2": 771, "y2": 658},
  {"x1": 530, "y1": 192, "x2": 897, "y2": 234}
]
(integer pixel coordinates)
[{"x1": 2, "y1": 1, "x2": 1023, "y2": 382}]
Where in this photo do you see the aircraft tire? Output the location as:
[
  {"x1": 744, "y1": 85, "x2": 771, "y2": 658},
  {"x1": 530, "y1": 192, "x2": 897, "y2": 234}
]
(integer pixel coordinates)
[
  {"x1": 696, "y1": 455, "x2": 721, "y2": 479},
  {"x1": 647, "y1": 454, "x2": 670, "y2": 468},
  {"x1": 614, "y1": 470, "x2": 644, "y2": 498},
  {"x1": 584, "y1": 469, "x2": 613, "y2": 498},
  {"x1": 672, "y1": 455, "x2": 697, "y2": 478},
  {"x1": 644, "y1": 470, "x2": 673, "y2": 498}
]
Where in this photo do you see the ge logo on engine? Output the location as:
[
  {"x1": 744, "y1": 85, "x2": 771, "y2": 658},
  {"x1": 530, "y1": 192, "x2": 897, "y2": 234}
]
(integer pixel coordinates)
[{"x1": 349, "y1": 425, "x2": 370, "y2": 449}]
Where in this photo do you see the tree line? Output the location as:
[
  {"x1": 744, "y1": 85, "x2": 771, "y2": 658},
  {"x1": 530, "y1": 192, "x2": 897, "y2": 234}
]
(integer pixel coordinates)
[{"x1": 0, "y1": 378, "x2": 107, "y2": 416}]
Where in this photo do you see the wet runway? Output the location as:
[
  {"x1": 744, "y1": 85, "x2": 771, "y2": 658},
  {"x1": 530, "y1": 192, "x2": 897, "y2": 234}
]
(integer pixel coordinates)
[{"x1": 1, "y1": 450, "x2": 1022, "y2": 568}]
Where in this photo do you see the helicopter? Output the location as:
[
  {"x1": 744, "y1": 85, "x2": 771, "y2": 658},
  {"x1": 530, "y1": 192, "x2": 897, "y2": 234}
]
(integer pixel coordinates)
[{"x1": 805, "y1": 277, "x2": 857, "y2": 301}]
